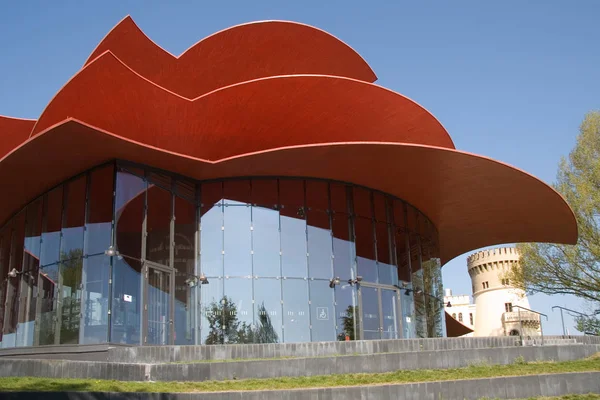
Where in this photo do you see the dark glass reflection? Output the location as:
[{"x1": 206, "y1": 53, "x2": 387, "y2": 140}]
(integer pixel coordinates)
[
  {"x1": 253, "y1": 279, "x2": 282, "y2": 343},
  {"x1": 86, "y1": 165, "x2": 114, "y2": 256},
  {"x1": 146, "y1": 185, "x2": 172, "y2": 266},
  {"x1": 40, "y1": 187, "x2": 63, "y2": 267},
  {"x1": 61, "y1": 176, "x2": 86, "y2": 262}
]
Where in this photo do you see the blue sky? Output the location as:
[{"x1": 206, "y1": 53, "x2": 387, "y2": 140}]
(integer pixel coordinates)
[{"x1": 2, "y1": 1, "x2": 599, "y2": 335}]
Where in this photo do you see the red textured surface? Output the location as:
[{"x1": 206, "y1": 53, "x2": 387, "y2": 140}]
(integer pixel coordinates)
[
  {"x1": 0, "y1": 120, "x2": 577, "y2": 264},
  {"x1": 0, "y1": 116, "x2": 35, "y2": 159},
  {"x1": 84, "y1": 17, "x2": 377, "y2": 98},
  {"x1": 31, "y1": 52, "x2": 454, "y2": 156}
]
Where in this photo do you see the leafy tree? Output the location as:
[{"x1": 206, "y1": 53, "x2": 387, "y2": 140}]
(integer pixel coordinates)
[
  {"x1": 510, "y1": 111, "x2": 600, "y2": 331},
  {"x1": 337, "y1": 305, "x2": 357, "y2": 341},
  {"x1": 203, "y1": 297, "x2": 279, "y2": 344}
]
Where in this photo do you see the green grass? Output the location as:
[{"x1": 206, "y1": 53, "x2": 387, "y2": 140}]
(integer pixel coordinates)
[{"x1": 0, "y1": 356, "x2": 599, "y2": 393}]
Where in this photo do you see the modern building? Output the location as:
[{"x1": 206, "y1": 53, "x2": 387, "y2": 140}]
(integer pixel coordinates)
[
  {"x1": 445, "y1": 247, "x2": 541, "y2": 337},
  {"x1": 0, "y1": 18, "x2": 576, "y2": 349},
  {"x1": 443, "y1": 289, "x2": 476, "y2": 334}
]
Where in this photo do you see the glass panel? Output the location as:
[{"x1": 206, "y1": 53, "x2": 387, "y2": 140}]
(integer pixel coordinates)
[
  {"x1": 86, "y1": 164, "x2": 114, "y2": 256},
  {"x1": 381, "y1": 289, "x2": 399, "y2": 339},
  {"x1": 37, "y1": 263, "x2": 59, "y2": 346},
  {"x1": 354, "y1": 217, "x2": 377, "y2": 283},
  {"x1": 222, "y1": 278, "x2": 253, "y2": 344},
  {"x1": 80, "y1": 255, "x2": 109, "y2": 344},
  {"x1": 147, "y1": 171, "x2": 171, "y2": 191},
  {"x1": 308, "y1": 280, "x2": 335, "y2": 342},
  {"x1": 396, "y1": 229, "x2": 411, "y2": 283},
  {"x1": 40, "y1": 187, "x2": 63, "y2": 267},
  {"x1": 0, "y1": 228, "x2": 10, "y2": 345},
  {"x1": 401, "y1": 283, "x2": 415, "y2": 338},
  {"x1": 252, "y1": 206, "x2": 280, "y2": 277},
  {"x1": 175, "y1": 179, "x2": 195, "y2": 202},
  {"x1": 223, "y1": 204, "x2": 251, "y2": 277},
  {"x1": 360, "y1": 286, "x2": 380, "y2": 340},
  {"x1": 329, "y1": 183, "x2": 348, "y2": 214},
  {"x1": 3, "y1": 213, "x2": 25, "y2": 347},
  {"x1": 111, "y1": 256, "x2": 142, "y2": 345},
  {"x1": 174, "y1": 195, "x2": 196, "y2": 345},
  {"x1": 332, "y1": 212, "x2": 353, "y2": 280},
  {"x1": 307, "y1": 211, "x2": 332, "y2": 280},
  {"x1": 146, "y1": 185, "x2": 172, "y2": 266},
  {"x1": 409, "y1": 233, "x2": 426, "y2": 338},
  {"x1": 253, "y1": 279, "x2": 282, "y2": 343},
  {"x1": 115, "y1": 171, "x2": 146, "y2": 260},
  {"x1": 282, "y1": 278, "x2": 310, "y2": 343},
  {"x1": 61, "y1": 176, "x2": 86, "y2": 261},
  {"x1": 372, "y1": 192, "x2": 387, "y2": 222},
  {"x1": 251, "y1": 179, "x2": 277, "y2": 209},
  {"x1": 224, "y1": 180, "x2": 251, "y2": 205},
  {"x1": 200, "y1": 187, "x2": 223, "y2": 278},
  {"x1": 147, "y1": 267, "x2": 171, "y2": 345},
  {"x1": 352, "y1": 187, "x2": 372, "y2": 219},
  {"x1": 200, "y1": 280, "x2": 224, "y2": 344},
  {"x1": 59, "y1": 257, "x2": 83, "y2": 344},
  {"x1": 16, "y1": 201, "x2": 42, "y2": 347},
  {"x1": 334, "y1": 281, "x2": 356, "y2": 341},
  {"x1": 376, "y1": 222, "x2": 397, "y2": 286},
  {"x1": 280, "y1": 215, "x2": 307, "y2": 278},
  {"x1": 305, "y1": 181, "x2": 328, "y2": 212}
]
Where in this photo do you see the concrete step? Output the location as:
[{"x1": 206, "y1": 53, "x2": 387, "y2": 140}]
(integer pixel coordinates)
[
  {"x1": 523, "y1": 338, "x2": 578, "y2": 346},
  {"x1": 1, "y1": 335, "x2": 598, "y2": 363},
  {"x1": 5, "y1": 372, "x2": 597, "y2": 400},
  {"x1": 0, "y1": 344, "x2": 598, "y2": 382}
]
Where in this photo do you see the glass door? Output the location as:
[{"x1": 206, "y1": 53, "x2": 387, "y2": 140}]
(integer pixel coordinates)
[
  {"x1": 360, "y1": 285, "x2": 381, "y2": 339},
  {"x1": 144, "y1": 262, "x2": 173, "y2": 345},
  {"x1": 359, "y1": 285, "x2": 400, "y2": 340}
]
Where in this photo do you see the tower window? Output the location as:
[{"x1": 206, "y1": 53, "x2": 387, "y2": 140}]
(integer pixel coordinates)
[
  {"x1": 469, "y1": 313, "x2": 473, "y2": 325},
  {"x1": 458, "y1": 313, "x2": 463, "y2": 322},
  {"x1": 505, "y1": 303, "x2": 513, "y2": 312},
  {"x1": 452, "y1": 313, "x2": 456, "y2": 319}
]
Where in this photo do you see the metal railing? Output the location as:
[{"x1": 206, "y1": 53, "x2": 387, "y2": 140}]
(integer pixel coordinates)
[{"x1": 512, "y1": 305, "x2": 548, "y2": 346}]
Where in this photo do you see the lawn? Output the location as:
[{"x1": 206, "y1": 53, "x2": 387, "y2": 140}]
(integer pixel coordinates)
[{"x1": 0, "y1": 356, "x2": 598, "y2": 393}]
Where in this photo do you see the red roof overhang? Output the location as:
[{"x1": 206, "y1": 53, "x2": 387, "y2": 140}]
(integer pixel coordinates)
[{"x1": 0, "y1": 120, "x2": 577, "y2": 265}]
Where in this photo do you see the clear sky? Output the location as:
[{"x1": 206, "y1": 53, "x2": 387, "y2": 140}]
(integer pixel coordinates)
[{"x1": 1, "y1": 0, "x2": 599, "y2": 335}]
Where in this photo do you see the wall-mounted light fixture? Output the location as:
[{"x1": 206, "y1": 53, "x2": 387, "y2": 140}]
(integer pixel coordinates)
[
  {"x1": 329, "y1": 277, "x2": 340, "y2": 288},
  {"x1": 347, "y1": 276, "x2": 363, "y2": 286}
]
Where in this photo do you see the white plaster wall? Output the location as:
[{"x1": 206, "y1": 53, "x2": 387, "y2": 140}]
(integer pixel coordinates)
[{"x1": 473, "y1": 287, "x2": 530, "y2": 336}]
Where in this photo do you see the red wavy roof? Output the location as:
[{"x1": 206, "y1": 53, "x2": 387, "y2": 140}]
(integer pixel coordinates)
[{"x1": 0, "y1": 18, "x2": 577, "y2": 264}]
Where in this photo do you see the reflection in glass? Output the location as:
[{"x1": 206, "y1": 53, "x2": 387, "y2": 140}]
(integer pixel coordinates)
[
  {"x1": 282, "y1": 278, "x2": 310, "y2": 343},
  {"x1": 361, "y1": 286, "x2": 380, "y2": 340},
  {"x1": 222, "y1": 278, "x2": 253, "y2": 344},
  {"x1": 41, "y1": 187, "x2": 63, "y2": 267},
  {"x1": 280, "y1": 216, "x2": 307, "y2": 278},
  {"x1": 376, "y1": 222, "x2": 397, "y2": 286},
  {"x1": 224, "y1": 203, "x2": 251, "y2": 277},
  {"x1": 309, "y1": 280, "x2": 335, "y2": 342},
  {"x1": 401, "y1": 283, "x2": 416, "y2": 338},
  {"x1": 111, "y1": 257, "x2": 142, "y2": 345},
  {"x1": 146, "y1": 185, "x2": 172, "y2": 266},
  {"x1": 4, "y1": 215, "x2": 25, "y2": 347},
  {"x1": 354, "y1": 217, "x2": 377, "y2": 283},
  {"x1": 252, "y1": 206, "x2": 280, "y2": 277},
  {"x1": 253, "y1": 279, "x2": 282, "y2": 343},
  {"x1": 80, "y1": 255, "x2": 109, "y2": 344},
  {"x1": 16, "y1": 200, "x2": 42, "y2": 347},
  {"x1": 335, "y1": 282, "x2": 356, "y2": 341},
  {"x1": 332, "y1": 213, "x2": 353, "y2": 280},
  {"x1": 200, "y1": 204, "x2": 223, "y2": 277},
  {"x1": 59, "y1": 257, "x2": 83, "y2": 344},
  {"x1": 61, "y1": 176, "x2": 86, "y2": 261},
  {"x1": 0, "y1": 229, "x2": 9, "y2": 345},
  {"x1": 86, "y1": 165, "x2": 114, "y2": 256},
  {"x1": 307, "y1": 211, "x2": 332, "y2": 280},
  {"x1": 200, "y1": 279, "x2": 223, "y2": 344},
  {"x1": 381, "y1": 289, "x2": 399, "y2": 339},
  {"x1": 174, "y1": 195, "x2": 196, "y2": 345},
  {"x1": 115, "y1": 171, "x2": 146, "y2": 260},
  {"x1": 147, "y1": 267, "x2": 171, "y2": 345},
  {"x1": 37, "y1": 263, "x2": 59, "y2": 345}
]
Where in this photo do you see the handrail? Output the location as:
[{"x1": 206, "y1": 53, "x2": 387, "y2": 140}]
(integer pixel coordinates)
[
  {"x1": 512, "y1": 305, "x2": 546, "y2": 346},
  {"x1": 552, "y1": 305, "x2": 600, "y2": 336}
]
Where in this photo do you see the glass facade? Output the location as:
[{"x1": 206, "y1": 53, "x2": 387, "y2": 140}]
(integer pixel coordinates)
[{"x1": 0, "y1": 161, "x2": 445, "y2": 347}]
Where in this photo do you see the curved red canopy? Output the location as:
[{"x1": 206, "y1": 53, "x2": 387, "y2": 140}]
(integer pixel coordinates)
[{"x1": 0, "y1": 18, "x2": 577, "y2": 265}]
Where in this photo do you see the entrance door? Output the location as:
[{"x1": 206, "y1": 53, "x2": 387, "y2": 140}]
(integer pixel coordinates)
[
  {"x1": 359, "y1": 285, "x2": 400, "y2": 340},
  {"x1": 144, "y1": 262, "x2": 174, "y2": 345}
]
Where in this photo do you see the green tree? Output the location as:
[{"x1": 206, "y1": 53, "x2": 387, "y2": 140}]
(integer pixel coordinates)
[{"x1": 510, "y1": 111, "x2": 600, "y2": 331}]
